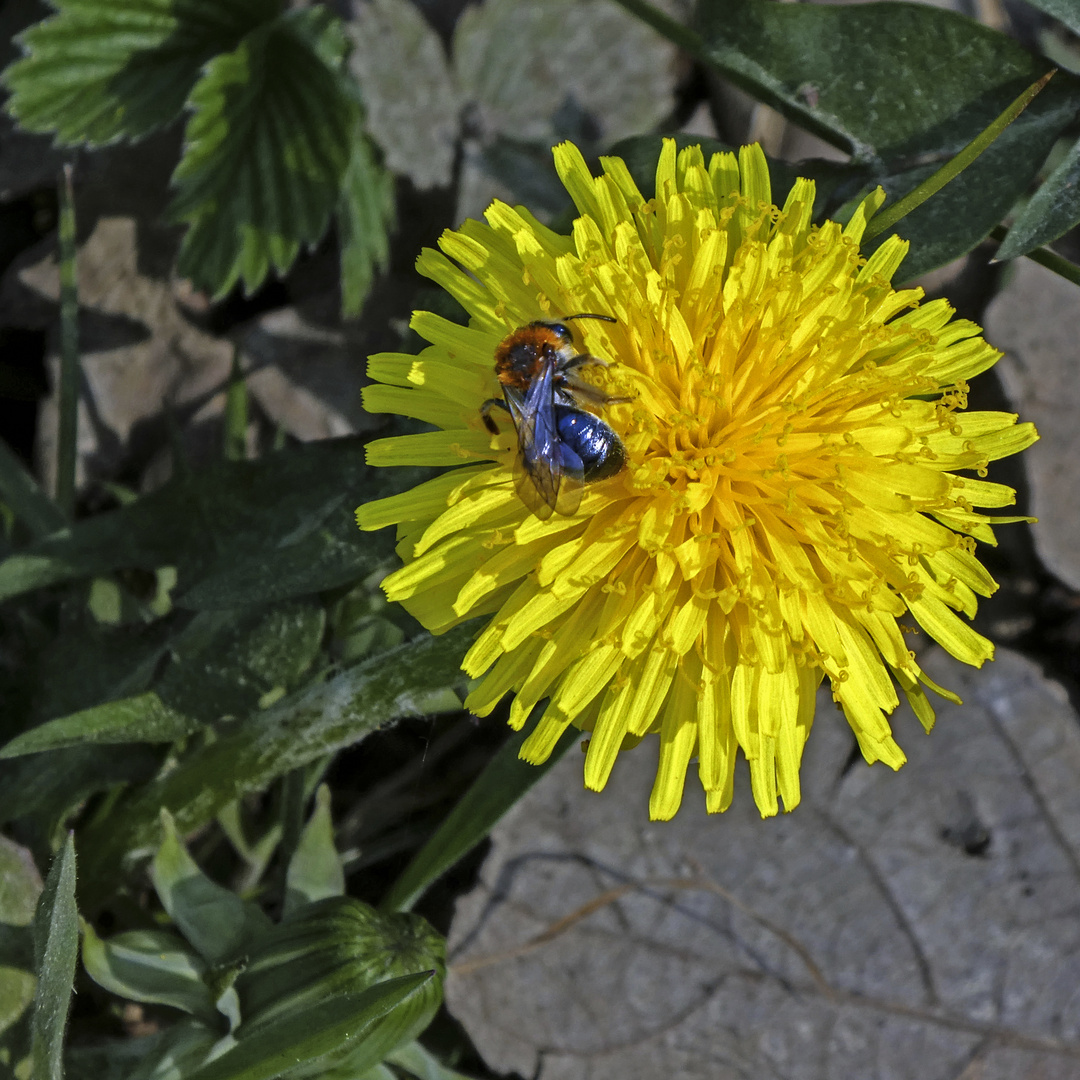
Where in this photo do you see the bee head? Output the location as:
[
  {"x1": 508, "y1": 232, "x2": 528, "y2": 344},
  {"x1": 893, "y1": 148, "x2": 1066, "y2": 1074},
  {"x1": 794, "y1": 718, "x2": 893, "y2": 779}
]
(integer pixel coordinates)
[
  {"x1": 540, "y1": 321, "x2": 576, "y2": 346},
  {"x1": 539, "y1": 312, "x2": 615, "y2": 347}
]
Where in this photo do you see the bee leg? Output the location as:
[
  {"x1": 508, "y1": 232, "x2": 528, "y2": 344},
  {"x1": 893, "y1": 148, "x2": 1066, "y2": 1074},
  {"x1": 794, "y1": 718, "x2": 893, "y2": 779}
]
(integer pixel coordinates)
[
  {"x1": 481, "y1": 397, "x2": 510, "y2": 434},
  {"x1": 562, "y1": 373, "x2": 633, "y2": 407},
  {"x1": 562, "y1": 351, "x2": 609, "y2": 372}
]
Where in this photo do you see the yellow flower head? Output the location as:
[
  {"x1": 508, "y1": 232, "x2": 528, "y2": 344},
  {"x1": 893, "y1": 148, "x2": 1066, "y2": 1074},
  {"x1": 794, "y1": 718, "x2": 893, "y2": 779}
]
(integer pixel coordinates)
[{"x1": 357, "y1": 140, "x2": 1036, "y2": 821}]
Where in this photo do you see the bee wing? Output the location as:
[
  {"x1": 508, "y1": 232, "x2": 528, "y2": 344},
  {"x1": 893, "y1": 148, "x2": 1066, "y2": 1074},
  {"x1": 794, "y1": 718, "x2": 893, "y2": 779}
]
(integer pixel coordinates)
[{"x1": 507, "y1": 361, "x2": 583, "y2": 519}]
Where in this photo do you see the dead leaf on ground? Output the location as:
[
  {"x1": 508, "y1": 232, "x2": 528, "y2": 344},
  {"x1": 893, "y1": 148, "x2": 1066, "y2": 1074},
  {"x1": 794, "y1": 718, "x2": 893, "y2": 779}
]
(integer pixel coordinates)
[
  {"x1": 240, "y1": 307, "x2": 377, "y2": 442},
  {"x1": 347, "y1": 0, "x2": 461, "y2": 190},
  {"x1": 447, "y1": 646, "x2": 1080, "y2": 1080},
  {"x1": 19, "y1": 216, "x2": 234, "y2": 493},
  {"x1": 985, "y1": 259, "x2": 1080, "y2": 593}
]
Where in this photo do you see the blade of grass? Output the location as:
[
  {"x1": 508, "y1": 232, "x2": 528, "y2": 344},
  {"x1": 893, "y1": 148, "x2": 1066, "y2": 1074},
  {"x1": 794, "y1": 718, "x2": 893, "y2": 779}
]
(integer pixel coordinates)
[
  {"x1": 380, "y1": 713, "x2": 579, "y2": 914},
  {"x1": 863, "y1": 69, "x2": 1056, "y2": 242},
  {"x1": 31, "y1": 834, "x2": 78, "y2": 1080},
  {"x1": 55, "y1": 164, "x2": 79, "y2": 518}
]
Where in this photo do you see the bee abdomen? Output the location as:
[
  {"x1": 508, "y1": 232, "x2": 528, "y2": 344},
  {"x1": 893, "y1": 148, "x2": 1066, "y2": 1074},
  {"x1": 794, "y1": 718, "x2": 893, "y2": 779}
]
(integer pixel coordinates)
[{"x1": 555, "y1": 407, "x2": 625, "y2": 482}]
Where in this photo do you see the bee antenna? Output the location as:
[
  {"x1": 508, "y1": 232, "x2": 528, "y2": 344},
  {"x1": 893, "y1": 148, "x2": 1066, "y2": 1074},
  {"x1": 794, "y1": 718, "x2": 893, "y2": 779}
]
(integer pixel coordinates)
[{"x1": 563, "y1": 312, "x2": 616, "y2": 324}]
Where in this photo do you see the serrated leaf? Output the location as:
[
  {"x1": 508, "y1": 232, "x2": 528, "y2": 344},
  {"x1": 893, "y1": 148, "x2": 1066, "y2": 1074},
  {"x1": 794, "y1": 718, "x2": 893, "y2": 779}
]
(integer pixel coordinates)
[
  {"x1": 31, "y1": 834, "x2": 77, "y2": 1080},
  {"x1": 81, "y1": 924, "x2": 219, "y2": 1026},
  {"x1": 185, "y1": 973, "x2": 432, "y2": 1080},
  {"x1": 78, "y1": 627, "x2": 470, "y2": 902},
  {"x1": 338, "y1": 126, "x2": 395, "y2": 319},
  {"x1": 381, "y1": 713, "x2": 578, "y2": 914},
  {"x1": 151, "y1": 812, "x2": 270, "y2": 965},
  {"x1": 693, "y1": 0, "x2": 1072, "y2": 160},
  {"x1": 284, "y1": 785, "x2": 345, "y2": 916},
  {"x1": 997, "y1": 133, "x2": 1080, "y2": 261},
  {"x1": 0, "y1": 692, "x2": 197, "y2": 759},
  {"x1": 3, "y1": 0, "x2": 282, "y2": 146},
  {"x1": 170, "y1": 6, "x2": 357, "y2": 298}
]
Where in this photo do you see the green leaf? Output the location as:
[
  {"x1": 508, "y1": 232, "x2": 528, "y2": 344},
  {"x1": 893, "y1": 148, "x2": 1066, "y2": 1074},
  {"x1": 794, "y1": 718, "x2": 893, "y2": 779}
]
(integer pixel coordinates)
[
  {"x1": 0, "y1": 836, "x2": 41, "y2": 1041},
  {"x1": 354, "y1": 1066, "x2": 396, "y2": 1080},
  {"x1": 80, "y1": 924, "x2": 219, "y2": 1026},
  {"x1": 0, "y1": 836, "x2": 43, "y2": 945},
  {"x1": 381, "y1": 713, "x2": 578, "y2": 914},
  {"x1": 125, "y1": 1021, "x2": 221, "y2": 1080},
  {"x1": 170, "y1": 6, "x2": 357, "y2": 298},
  {"x1": 0, "y1": 692, "x2": 196, "y2": 759},
  {"x1": 1023, "y1": 0, "x2": 1080, "y2": 36},
  {"x1": 997, "y1": 133, "x2": 1080, "y2": 260},
  {"x1": 384, "y1": 1041, "x2": 478, "y2": 1080},
  {"x1": 0, "y1": 745, "x2": 162, "y2": 835},
  {"x1": 31, "y1": 834, "x2": 78, "y2": 1080},
  {"x1": 151, "y1": 812, "x2": 270, "y2": 965},
  {"x1": 236, "y1": 896, "x2": 444, "y2": 1068},
  {"x1": 17, "y1": 616, "x2": 175, "y2": 732},
  {"x1": 154, "y1": 603, "x2": 326, "y2": 724},
  {"x1": 78, "y1": 627, "x2": 470, "y2": 901},
  {"x1": 284, "y1": 785, "x2": 345, "y2": 916},
  {"x1": 3, "y1": 0, "x2": 282, "y2": 146},
  {"x1": 866, "y1": 86, "x2": 1078, "y2": 281},
  {"x1": 691, "y1": 0, "x2": 1066, "y2": 160},
  {"x1": 177, "y1": 500, "x2": 388, "y2": 611},
  {"x1": 339, "y1": 125, "x2": 395, "y2": 319},
  {"x1": 184, "y1": 973, "x2": 433, "y2": 1080},
  {"x1": 864, "y1": 70, "x2": 1058, "y2": 243},
  {"x1": 0, "y1": 438, "x2": 380, "y2": 606},
  {"x1": 0, "y1": 440, "x2": 64, "y2": 542}
]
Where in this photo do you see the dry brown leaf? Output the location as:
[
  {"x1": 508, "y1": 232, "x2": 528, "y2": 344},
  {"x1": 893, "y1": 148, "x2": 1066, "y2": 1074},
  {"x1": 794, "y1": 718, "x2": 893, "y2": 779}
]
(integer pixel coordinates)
[
  {"x1": 19, "y1": 215, "x2": 233, "y2": 492},
  {"x1": 447, "y1": 646, "x2": 1080, "y2": 1080},
  {"x1": 985, "y1": 259, "x2": 1080, "y2": 592},
  {"x1": 347, "y1": 0, "x2": 461, "y2": 190},
  {"x1": 240, "y1": 307, "x2": 376, "y2": 442}
]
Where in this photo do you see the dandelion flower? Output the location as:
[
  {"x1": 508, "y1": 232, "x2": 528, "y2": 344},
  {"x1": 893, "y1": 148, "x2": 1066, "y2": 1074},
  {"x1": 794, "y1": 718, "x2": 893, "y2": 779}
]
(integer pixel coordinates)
[{"x1": 357, "y1": 140, "x2": 1036, "y2": 820}]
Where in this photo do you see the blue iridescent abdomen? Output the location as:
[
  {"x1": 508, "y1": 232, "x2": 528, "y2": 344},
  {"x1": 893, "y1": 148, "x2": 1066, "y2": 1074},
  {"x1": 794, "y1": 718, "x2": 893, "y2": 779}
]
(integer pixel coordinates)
[{"x1": 555, "y1": 407, "x2": 625, "y2": 481}]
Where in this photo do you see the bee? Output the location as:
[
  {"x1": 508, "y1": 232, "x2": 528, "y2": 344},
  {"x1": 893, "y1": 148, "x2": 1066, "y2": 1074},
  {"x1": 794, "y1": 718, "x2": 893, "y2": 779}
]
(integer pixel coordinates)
[{"x1": 480, "y1": 313, "x2": 627, "y2": 519}]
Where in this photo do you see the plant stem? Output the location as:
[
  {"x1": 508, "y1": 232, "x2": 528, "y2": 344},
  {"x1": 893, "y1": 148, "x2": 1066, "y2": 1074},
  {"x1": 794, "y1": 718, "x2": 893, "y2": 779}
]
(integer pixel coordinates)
[
  {"x1": 990, "y1": 225, "x2": 1080, "y2": 287},
  {"x1": 224, "y1": 348, "x2": 248, "y2": 461},
  {"x1": 610, "y1": 0, "x2": 707, "y2": 58},
  {"x1": 55, "y1": 164, "x2": 79, "y2": 518},
  {"x1": 863, "y1": 70, "x2": 1056, "y2": 243}
]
